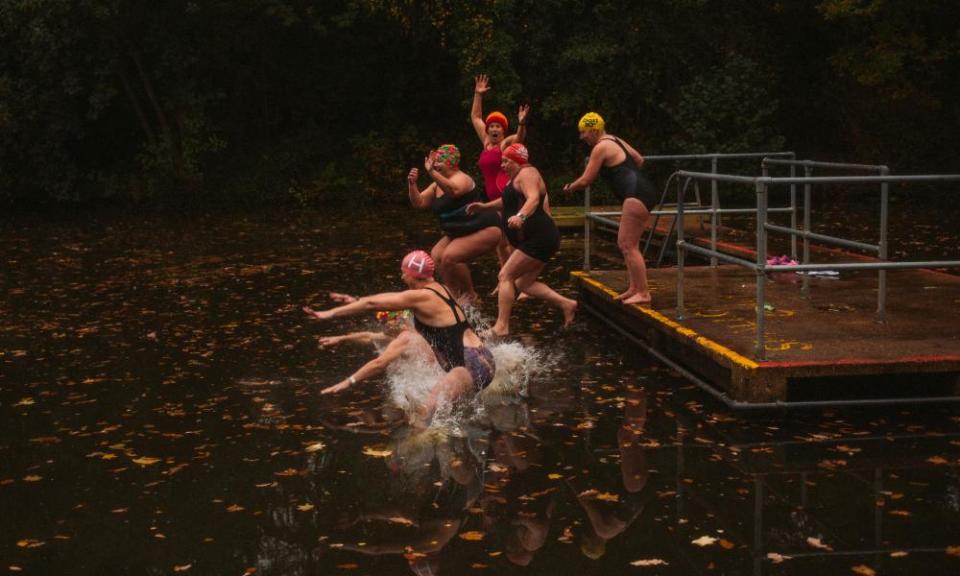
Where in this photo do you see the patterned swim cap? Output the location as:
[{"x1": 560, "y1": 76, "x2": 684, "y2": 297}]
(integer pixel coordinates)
[
  {"x1": 503, "y1": 143, "x2": 529, "y2": 165},
  {"x1": 578, "y1": 112, "x2": 605, "y2": 132},
  {"x1": 434, "y1": 144, "x2": 461, "y2": 169},
  {"x1": 485, "y1": 111, "x2": 509, "y2": 131},
  {"x1": 401, "y1": 250, "x2": 435, "y2": 279}
]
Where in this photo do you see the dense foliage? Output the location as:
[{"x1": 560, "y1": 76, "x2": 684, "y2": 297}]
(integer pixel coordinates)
[{"x1": 1, "y1": 0, "x2": 958, "y2": 208}]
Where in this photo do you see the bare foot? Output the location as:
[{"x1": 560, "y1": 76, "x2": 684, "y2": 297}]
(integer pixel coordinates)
[
  {"x1": 562, "y1": 299, "x2": 578, "y2": 328},
  {"x1": 622, "y1": 292, "x2": 651, "y2": 306},
  {"x1": 614, "y1": 289, "x2": 637, "y2": 301},
  {"x1": 517, "y1": 292, "x2": 530, "y2": 301}
]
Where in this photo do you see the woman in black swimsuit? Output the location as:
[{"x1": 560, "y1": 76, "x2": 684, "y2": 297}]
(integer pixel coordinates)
[
  {"x1": 304, "y1": 250, "x2": 495, "y2": 427},
  {"x1": 408, "y1": 144, "x2": 500, "y2": 304},
  {"x1": 563, "y1": 112, "x2": 655, "y2": 306},
  {"x1": 468, "y1": 144, "x2": 578, "y2": 337}
]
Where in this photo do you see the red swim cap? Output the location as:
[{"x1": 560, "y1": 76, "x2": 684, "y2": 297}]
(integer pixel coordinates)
[
  {"x1": 503, "y1": 143, "x2": 529, "y2": 165},
  {"x1": 401, "y1": 250, "x2": 435, "y2": 279},
  {"x1": 485, "y1": 111, "x2": 509, "y2": 131}
]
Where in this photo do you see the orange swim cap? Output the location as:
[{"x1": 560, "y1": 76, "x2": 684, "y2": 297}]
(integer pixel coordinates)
[{"x1": 485, "y1": 111, "x2": 509, "y2": 132}]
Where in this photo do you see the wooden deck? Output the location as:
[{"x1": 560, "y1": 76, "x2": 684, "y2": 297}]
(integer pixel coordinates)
[{"x1": 572, "y1": 266, "x2": 960, "y2": 404}]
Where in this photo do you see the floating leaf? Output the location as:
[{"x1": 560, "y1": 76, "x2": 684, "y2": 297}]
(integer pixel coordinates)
[
  {"x1": 718, "y1": 538, "x2": 736, "y2": 550},
  {"x1": 851, "y1": 565, "x2": 876, "y2": 576},
  {"x1": 888, "y1": 510, "x2": 911, "y2": 517},
  {"x1": 807, "y1": 536, "x2": 833, "y2": 551},
  {"x1": 594, "y1": 492, "x2": 620, "y2": 502},
  {"x1": 945, "y1": 546, "x2": 960, "y2": 557},
  {"x1": 335, "y1": 564, "x2": 359, "y2": 570},
  {"x1": 547, "y1": 473, "x2": 563, "y2": 480},
  {"x1": 386, "y1": 517, "x2": 414, "y2": 526},
  {"x1": 132, "y1": 457, "x2": 161, "y2": 466},
  {"x1": 16, "y1": 539, "x2": 45, "y2": 549},
  {"x1": 767, "y1": 552, "x2": 792, "y2": 564},
  {"x1": 459, "y1": 531, "x2": 486, "y2": 541},
  {"x1": 304, "y1": 442, "x2": 326, "y2": 453},
  {"x1": 889, "y1": 551, "x2": 908, "y2": 558},
  {"x1": 13, "y1": 398, "x2": 35, "y2": 407},
  {"x1": 173, "y1": 564, "x2": 192, "y2": 572},
  {"x1": 361, "y1": 446, "x2": 393, "y2": 458},
  {"x1": 274, "y1": 468, "x2": 299, "y2": 477},
  {"x1": 226, "y1": 504, "x2": 244, "y2": 512},
  {"x1": 926, "y1": 456, "x2": 949, "y2": 465},
  {"x1": 297, "y1": 503, "x2": 314, "y2": 512},
  {"x1": 692, "y1": 535, "x2": 718, "y2": 547},
  {"x1": 23, "y1": 475, "x2": 43, "y2": 482},
  {"x1": 630, "y1": 558, "x2": 669, "y2": 566}
]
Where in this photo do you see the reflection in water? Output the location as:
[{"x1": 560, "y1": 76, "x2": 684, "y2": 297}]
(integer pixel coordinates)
[{"x1": 1, "y1": 208, "x2": 958, "y2": 575}]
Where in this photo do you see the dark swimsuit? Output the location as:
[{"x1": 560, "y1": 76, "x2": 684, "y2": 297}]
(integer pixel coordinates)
[
  {"x1": 501, "y1": 175, "x2": 560, "y2": 263},
  {"x1": 598, "y1": 137, "x2": 658, "y2": 208},
  {"x1": 414, "y1": 284, "x2": 496, "y2": 389},
  {"x1": 432, "y1": 186, "x2": 500, "y2": 239}
]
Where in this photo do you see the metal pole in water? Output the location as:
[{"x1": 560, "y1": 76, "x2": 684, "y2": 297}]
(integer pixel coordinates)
[
  {"x1": 584, "y1": 183, "x2": 592, "y2": 272},
  {"x1": 790, "y1": 163, "x2": 798, "y2": 259}
]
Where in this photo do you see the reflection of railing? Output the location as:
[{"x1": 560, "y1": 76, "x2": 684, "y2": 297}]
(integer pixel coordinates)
[
  {"x1": 583, "y1": 152, "x2": 795, "y2": 271},
  {"x1": 673, "y1": 171, "x2": 960, "y2": 360}
]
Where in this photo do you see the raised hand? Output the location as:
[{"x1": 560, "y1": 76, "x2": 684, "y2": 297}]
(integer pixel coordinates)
[
  {"x1": 474, "y1": 74, "x2": 490, "y2": 95},
  {"x1": 317, "y1": 334, "x2": 348, "y2": 349},
  {"x1": 517, "y1": 103, "x2": 530, "y2": 125},
  {"x1": 407, "y1": 167, "x2": 419, "y2": 184}
]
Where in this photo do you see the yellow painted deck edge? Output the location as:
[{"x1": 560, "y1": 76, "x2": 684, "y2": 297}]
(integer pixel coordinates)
[{"x1": 571, "y1": 271, "x2": 760, "y2": 370}]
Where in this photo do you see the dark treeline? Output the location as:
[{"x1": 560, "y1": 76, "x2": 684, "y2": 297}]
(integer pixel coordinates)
[{"x1": 2, "y1": 0, "x2": 958, "y2": 210}]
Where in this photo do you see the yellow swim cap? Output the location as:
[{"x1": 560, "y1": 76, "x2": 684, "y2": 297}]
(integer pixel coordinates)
[{"x1": 578, "y1": 112, "x2": 605, "y2": 132}]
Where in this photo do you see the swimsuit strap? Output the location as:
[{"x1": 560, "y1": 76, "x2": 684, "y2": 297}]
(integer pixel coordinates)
[
  {"x1": 600, "y1": 136, "x2": 630, "y2": 155},
  {"x1": 422, "y1": 284, "x2": 466, "y2": 324}
]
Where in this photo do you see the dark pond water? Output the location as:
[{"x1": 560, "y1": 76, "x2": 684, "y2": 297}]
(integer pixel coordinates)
[{"x1": 2, "y1": 206, "x2": 959, "y2": 576}]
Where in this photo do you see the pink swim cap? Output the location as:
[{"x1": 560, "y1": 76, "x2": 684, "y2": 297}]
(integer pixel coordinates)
[
  {"x1": 503, "y1": 143, "x2": 529, "y2": 165},
  {"x1": 401, "y1": 250, "x2": 435, "y2": 279}
]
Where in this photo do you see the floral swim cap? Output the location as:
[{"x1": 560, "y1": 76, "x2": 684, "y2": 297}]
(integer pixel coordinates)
[
  {"x1": 578, "y1": 112, "x2": 605, "y2": 132},
  {"x1": 434, "y1": 144, "x2": 461, "y2": 169}
]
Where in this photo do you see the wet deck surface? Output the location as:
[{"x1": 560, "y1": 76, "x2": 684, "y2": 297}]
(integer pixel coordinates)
[{"x1": 582, "y1": 266, "x2": 960, "y2": 364}]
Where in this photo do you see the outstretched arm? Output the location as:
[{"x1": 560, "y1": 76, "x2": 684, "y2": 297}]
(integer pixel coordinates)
[
  {"x1": 321, "y1": 331, "x2": 414, "y2": 394},
  {"x1": 317, "y1": 331, "x2": 391, "y2": 349},
  {"x1": 471, "y1": 74, "x2": 490, "y2": 143},
  {"x1": 304, "y1": 291, "x2": 419, "y2": 321},
  {"x1": 563, "y1": 145, "x2": 606, "y2": 192}
]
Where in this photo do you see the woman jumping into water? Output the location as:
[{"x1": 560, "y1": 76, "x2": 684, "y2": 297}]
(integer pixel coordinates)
[
  {"x1": 408, "y1": 144, "x2": 500, "y2": 304},
  {"x1": 304, "y1": 250, "x2": 495, "y2": 426},
  {"x1": 468, "y1": 143, "x2": 577, "y2": 337},
  {"x1": 563, "y1": 112, "x2": 657, "y2": 306}
]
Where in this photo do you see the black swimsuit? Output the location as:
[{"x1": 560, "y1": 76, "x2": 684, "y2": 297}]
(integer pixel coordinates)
[
  {"x1": 598, "y1": 137, "x2": 658, "y2": 208},
  {"x1": 501, "y1": 176, "x2": 560, "y2": 263},
  {"x1": 432, "y1": 187, "x2": 500, "y2": 239},
  {"x1": 414, "y1": 284, "x2": 496, "y2": 389}
]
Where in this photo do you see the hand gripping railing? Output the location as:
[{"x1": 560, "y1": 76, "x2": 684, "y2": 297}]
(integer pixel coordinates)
[
  {"x1": 583, "y1": 151, "x2": 796, "y2": 271},
  {"x1": 673, "y1": 171, "x2": 960, "y2": 360}
]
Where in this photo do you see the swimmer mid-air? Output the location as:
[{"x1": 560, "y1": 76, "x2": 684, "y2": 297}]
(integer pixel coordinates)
[{"x1": 304, "y1": 251, "x2": 496, "y2": 426}]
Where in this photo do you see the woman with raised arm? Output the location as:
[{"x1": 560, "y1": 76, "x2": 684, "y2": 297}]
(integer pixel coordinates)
[
  {"x1": 407, "y1": 144, "x2": 500, "y2": 304},
  {"x1": 303, "y1": 251, "x2": 496, "y2": 426},
  {"x1": 471, "y1": 74, "x2": 529, "y2": 202},
  {"x1": 563, "y1": 112, "x2": 657, "y2": 306},
  {"x1": 468, "y1": 144, "x2": 577, "y2": 337}
]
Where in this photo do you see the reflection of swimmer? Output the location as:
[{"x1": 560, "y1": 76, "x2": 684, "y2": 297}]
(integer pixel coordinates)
[
  {"x1": 468, "y1": 144, "x2": 578, "y2": 337},
  {"x1": 304, "y1": 251, "x2": 496, "y2": 427},
  {"x1": 328, "y1": 429, "x2": 484, "y2": 575},
  {"x1": 408, "y1": 144, "x2": 500, "y2": 304}
]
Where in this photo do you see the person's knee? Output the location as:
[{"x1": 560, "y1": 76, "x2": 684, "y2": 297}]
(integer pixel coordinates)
[{"x1": 618, "y1": 237, "x2": 640, "y2": 253}]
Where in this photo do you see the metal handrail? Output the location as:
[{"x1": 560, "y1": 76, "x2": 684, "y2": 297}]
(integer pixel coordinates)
[
  {"x1": 582, "y1": 151, "x2": 797, "y2": 271},
  {"x1": 673, "y1": 170, "x2": 960, "y2": 360}
]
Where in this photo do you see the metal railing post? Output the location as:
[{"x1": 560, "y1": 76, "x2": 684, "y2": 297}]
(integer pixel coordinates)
[
  {"x1": 802, "y1": 166, "x2": 812, "y2": 297},
  {"x1": 710, "y1": 156, "x2": 719, "y2": 267},
  {"x1": 755, "y1": 179, "x2": 768, "y2": 360},
  {"x1": 790, "y1": 164, "x2": 798, "y2": 260},
  {"x1": 676, "y1": 177, "x2": 687, "y2": 320},
  {"x1": 584, "y1": 184, "x2": 592, "y2": 271},
  {"x1": 878, "y1": 166, "x2": 889, "y2": 322}
]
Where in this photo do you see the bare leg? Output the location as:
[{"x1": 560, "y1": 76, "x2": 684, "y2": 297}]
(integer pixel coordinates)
[
  {"x1": 516, "y1": 272, "x2": 578, "y2": 329},
  {"x1": 413, "y1": 367, "x2": 475, "y2": 427},
  {"x1": 431, "y1": 235, "x2": 451, "y2": 284},
  {"x1": 616, "y1": 198, "x2": 651, "y2": 305},
  {"x1": 439, "y1": 227, "x2": 501, "y2": 304}
]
